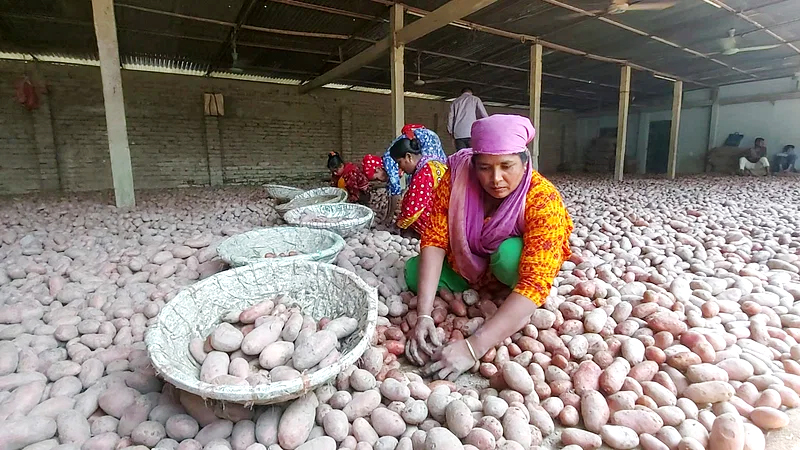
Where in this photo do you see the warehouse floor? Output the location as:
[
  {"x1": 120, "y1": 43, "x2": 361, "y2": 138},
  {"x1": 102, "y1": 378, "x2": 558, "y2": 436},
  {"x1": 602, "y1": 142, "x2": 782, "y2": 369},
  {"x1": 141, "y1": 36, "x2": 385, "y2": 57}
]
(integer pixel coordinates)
[{"x1": 0, "y1": 175, "x2": 799, "y2": 449}]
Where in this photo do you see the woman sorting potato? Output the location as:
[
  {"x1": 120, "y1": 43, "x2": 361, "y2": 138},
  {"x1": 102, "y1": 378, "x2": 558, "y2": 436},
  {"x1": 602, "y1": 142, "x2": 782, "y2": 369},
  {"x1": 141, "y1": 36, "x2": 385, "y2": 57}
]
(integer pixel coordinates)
[
  {"x1": 328, "y1": 151, "x2": 370, "y2": 204},
  {"x1": 404, "y1": 114, "x2": 574, "y2": 381},
  {"x1": 389, "y1": 136, "x2": 448, "y2": 235},
  {"x1": 362, "y1": 124, "x2": 447, "y2": 225}
]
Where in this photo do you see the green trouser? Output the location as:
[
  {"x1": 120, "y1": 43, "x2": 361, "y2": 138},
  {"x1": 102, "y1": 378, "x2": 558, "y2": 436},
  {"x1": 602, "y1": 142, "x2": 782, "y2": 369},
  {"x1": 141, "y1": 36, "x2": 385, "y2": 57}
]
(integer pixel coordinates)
[{"x1": 404, "y1": 237, "x2": 523, "y2": 294}]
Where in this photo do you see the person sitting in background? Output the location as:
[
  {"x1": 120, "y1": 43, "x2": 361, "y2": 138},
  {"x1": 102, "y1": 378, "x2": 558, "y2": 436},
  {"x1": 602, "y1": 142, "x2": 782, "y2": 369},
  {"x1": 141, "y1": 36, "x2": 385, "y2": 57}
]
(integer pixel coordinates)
[
  {"x1": 772, "y1": 145, "x2": 797, "y2": 173},
  {"x1": 327, "y1": 151, "x2": 370, "y2": 204},
  {"x1": 448, "y1": 87, "x2": 489, "y2": 150},
  {"x1": 365, "y1": 124, "x2": 447, "y2": 225},
  {"x1": 738, "y1": 137, "x2": 770, "y2": 176},
  {"x1": 404, "y1": 115, "x2": 573, "y2": 381},
  {"x1": 389, "y1": 136, "x2": 448, "y2": 235}
]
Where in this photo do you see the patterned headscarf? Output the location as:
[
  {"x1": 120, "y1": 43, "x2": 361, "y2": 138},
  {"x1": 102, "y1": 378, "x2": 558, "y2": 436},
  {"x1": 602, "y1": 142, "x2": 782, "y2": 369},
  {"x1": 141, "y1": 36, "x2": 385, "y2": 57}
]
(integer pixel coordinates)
[
  {"x1": 361, "y1": 154, "x2": 383, "y2": 179},
  {"x1": 383, "y1": 126, "x2": 446, "y2": 196},
  {"x1": 448, "y1": 114, "x2": 535, "y2": 283}
]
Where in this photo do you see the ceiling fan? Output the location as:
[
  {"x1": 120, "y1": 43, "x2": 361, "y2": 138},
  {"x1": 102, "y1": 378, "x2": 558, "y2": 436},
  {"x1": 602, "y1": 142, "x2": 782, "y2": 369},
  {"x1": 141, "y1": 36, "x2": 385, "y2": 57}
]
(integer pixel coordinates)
[
  {"x1": 715, "y1": 28, "x2": 780, "y2": 55},
  {"x1": 412, "y1": 52, "x2": 454, "y2": 86},
  {"x1": 560, "y1": 0, "x2": 676, "y2": 18}
]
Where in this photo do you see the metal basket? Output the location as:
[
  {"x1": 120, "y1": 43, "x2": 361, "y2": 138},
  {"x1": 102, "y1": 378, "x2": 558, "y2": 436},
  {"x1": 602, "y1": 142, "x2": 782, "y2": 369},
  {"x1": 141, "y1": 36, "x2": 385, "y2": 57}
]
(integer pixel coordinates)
[
  {"x1": 263, "y1": 184, "x2": 305, "y2": 203},
  {"x1": 275, "y1": 187, "x2": 347, "y2": 214},
  {"x1": 283, "y1": 203, "x2": 375, "y2": 237},
  {"x1": 145, "y1": 259, "x2": 378, "y2": 405},
  {"x1": 216, "y1": 227, "x2": 346, "y2": 267}
]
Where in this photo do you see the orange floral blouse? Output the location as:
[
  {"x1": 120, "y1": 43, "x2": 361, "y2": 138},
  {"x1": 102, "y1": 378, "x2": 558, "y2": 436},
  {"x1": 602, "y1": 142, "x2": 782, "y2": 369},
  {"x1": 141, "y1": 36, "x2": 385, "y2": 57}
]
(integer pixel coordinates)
[{"x1": 421, "y1": 169, "x2": 574, "y2": 306}]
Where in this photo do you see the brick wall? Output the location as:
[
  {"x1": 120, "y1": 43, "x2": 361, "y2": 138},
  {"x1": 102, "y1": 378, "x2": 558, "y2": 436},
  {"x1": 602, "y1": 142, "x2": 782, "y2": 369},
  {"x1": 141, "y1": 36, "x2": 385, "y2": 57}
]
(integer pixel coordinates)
[{"x1": 0, "y1": 60, "x2": 577, "y2": 195}]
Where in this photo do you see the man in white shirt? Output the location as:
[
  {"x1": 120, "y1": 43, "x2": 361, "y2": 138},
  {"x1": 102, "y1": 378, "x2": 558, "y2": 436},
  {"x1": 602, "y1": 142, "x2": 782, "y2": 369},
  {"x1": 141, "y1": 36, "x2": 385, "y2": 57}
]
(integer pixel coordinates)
[{"x1": 447, "y1": 87, "x2": 489, "y2": 150}]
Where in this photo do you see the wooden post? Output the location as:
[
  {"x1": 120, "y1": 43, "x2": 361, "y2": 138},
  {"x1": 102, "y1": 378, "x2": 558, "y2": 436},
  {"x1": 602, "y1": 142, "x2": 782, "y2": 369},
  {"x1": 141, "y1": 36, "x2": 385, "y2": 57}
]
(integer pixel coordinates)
[
  {"x1": 390, "y1": 4, "x2": 404, "y2": 137},
  {"x1": 529, "y1": 43, "x2": 542, "y2": 171},
  {"x1": 667, "y1": 80, "x2": 683, "y2": 179},
  {"x1": 705, "y1": 88, "x2": 720, "y2": 172},
  {"x1": 91, "y1": 0, "x2": 135, "y2": 208},
  {"x1": 614, "y1": 65, "x2": 631, "y2": 182}
]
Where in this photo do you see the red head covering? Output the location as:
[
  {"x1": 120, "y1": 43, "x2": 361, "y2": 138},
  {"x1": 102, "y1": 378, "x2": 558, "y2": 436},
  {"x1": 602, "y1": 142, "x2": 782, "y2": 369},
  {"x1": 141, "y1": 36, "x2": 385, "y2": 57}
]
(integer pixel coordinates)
[
  {"x1": 361, "y1": 154, "x2": 383, "y2": 179},
  {"x1": 401, "y1": 124, "x2": 426, "y2": 140}
]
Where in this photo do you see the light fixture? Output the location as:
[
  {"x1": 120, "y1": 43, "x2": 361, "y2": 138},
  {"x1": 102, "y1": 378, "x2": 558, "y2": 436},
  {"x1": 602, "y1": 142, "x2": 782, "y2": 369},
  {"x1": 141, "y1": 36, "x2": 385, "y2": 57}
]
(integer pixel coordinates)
[
  {"x1": 653, "y1": 73, "x2": 677, "y2": 82},
  {"x1": 701, "y1": 0, "x2": 722, "y2": 8}
]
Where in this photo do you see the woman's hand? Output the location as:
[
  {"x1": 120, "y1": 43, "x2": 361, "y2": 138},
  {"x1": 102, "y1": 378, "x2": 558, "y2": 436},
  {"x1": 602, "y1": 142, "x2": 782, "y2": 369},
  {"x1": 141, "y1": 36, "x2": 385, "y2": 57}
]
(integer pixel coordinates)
[
  {"x1": 405, "y1": 316, "x2": 441, "y2": 366},
  {"x1": 422, "y1": 339, "x2": 477, "y2": 381}
]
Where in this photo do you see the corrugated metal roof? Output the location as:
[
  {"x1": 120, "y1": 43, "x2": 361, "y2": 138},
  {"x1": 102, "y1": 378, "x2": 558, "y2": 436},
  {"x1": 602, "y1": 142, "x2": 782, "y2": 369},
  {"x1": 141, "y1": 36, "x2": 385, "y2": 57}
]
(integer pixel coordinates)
[{"x1": 2, "y1": 0, "x2": 800, "y2": 111}]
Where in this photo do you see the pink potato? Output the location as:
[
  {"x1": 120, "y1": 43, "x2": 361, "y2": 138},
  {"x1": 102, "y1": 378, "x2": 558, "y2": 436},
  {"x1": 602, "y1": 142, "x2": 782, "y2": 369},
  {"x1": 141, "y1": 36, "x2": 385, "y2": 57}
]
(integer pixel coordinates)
[{"x1": 277, "y1": 393, "x2": 317, "y2": 449}]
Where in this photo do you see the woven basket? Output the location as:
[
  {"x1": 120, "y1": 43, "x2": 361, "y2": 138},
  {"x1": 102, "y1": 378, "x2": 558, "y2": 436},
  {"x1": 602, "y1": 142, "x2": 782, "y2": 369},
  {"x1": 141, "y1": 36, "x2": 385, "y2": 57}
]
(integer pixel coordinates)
[
  {"x1": 263, "y1": 184, "x2": 304, "y2": 203},
  {"x1": 145, "y1": 260, "x2": 378, "y2": 405},
  {"x1": 216, "y1": 227, "x2": 346, "y2": 267},
  {"x1": 283, "y1": 203, "x2": 375, "y2": 237},
  {"x1": 275, "y1": 187, "x2": 347, "y2": 214}
]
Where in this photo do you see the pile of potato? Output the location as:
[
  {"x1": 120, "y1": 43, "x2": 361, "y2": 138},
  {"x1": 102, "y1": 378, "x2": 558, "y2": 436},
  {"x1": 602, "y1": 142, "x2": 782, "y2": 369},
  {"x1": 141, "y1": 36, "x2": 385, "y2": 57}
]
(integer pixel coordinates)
[
  {"x1": 190, "y1": 295, "x2": 358, "y2": 386},
  {"x1": 1, "y1": 177, "x2": 800, "y2": 450}
]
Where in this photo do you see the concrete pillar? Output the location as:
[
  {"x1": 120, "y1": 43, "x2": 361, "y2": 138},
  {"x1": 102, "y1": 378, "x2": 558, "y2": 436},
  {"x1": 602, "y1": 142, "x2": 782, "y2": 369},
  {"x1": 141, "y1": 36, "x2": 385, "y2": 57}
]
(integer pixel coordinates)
[
  {"x1": 341, "y1": 106, "x2": 352, "y2": 157},
  {"x1": 705, "y1": 88, "x2": 720, "y2": 172},
  {"x1": 390, "y1": 4, "x2": 404, "y2": 137},
  {"x1": 614, "y1": 65, "x2": 631, "y2": 182},
  {"x1": 91, "y1": 0, "x2": 135, "y2": 208},
  {"x1": 667, "y1": 80, "x2": 683, "y2": 179},
  {"x1": 529, "y1": 43, "x2": 543, "y2": 171},
  {"x1": 29, "y1": 72, "x2": 61, "y2": 191},
  {"x1": 636, "y1": 112, "x2": 650, "y2": 175},
  {"x1": 203, "y1": 116, "x2": 224, "y2": 186}
]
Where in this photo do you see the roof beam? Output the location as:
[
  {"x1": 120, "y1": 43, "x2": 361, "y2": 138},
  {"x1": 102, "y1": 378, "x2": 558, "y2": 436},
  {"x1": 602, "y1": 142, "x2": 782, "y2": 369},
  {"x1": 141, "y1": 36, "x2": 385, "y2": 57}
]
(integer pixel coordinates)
[
  {"x1": 706, "y1": 0, "x2": 800, "y2": 54},
  {"x1": 298, "y1": 0, "x2": 498, "y2": 94},
  {"x1": 365, "y1": 0, "x2": 706, "y2": 87},
  {"x1": 206, "y1": 0, "x2": 260, "y2": 76},
  {"x1": 536, "y1": 0, "x2": 756, "y2": 79}
]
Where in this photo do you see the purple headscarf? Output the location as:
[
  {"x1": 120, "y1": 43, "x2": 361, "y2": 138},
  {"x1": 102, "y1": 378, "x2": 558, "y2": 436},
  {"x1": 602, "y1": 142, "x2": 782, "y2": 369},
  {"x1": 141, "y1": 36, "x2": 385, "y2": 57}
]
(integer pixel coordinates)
[{"x1": 448, "y1": 115, "x2": 535, "y2": 283}]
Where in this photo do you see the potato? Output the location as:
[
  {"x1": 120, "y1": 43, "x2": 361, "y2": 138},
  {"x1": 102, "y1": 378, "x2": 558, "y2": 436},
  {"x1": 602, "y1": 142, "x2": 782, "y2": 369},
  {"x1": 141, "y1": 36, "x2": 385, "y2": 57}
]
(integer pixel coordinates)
[
  {"x1": 683, "y1": 381, "x2": 735, "y2": 404},
  {"x1": 296, "y1": 436, "x2": 335, "y2": 450},
  {"x1": 444, "y1": 400, "x2": 473, "y2": 439},
  {"x1": 258, "y1": 342, "x2": 294, "y2": 370},
  {"x1": 241, "y1": 317, "x2": 284, "y2": 356},
  {"x1": 611, "y1": 409, "x2": 663, "y2": 435},
  {"x1": 278, "y1": 393, "x2": 317, "y2": 449},
  {"x1": 201, "y1": 352, "x2": 231, "y2": 383},
  {"x1": 166, "y1": 414, "x2": 200, "y2": 441},
  {"x1": 189, "y1": 338, "x2": 208, "y2": 364},
  {"x1": 601, "y1": 425, "x2": 639, "y2": 450},
  {"x1": 708, "y1": 413, "x2": 744, "y2": 450},
  {"x1": 749, "y1": 407, "x2": 789, "y2": 429},
  {"x1": 561, "y1": 428, "x2": 602, "y2": 449},
  {"x1": 131, "y1": 421, "x2": 167, "y2": 447},
  {"x1": 0, "y1": 380, "x2": 45, "y2": 420},
  {"x1": 322, "y1": 409, "x2": 349, "y2": 442},
  {"x1": 350, "y1": 369, "x2": 377, "y2": 392},
  {"x1": 352, "y1": 417, "x2": 379, "y2": 445},
  {"x1": 323, "y1": 317, "x2": 358, "y2": 339},
  {"x1": 501, "y1": 361, "x2": 533, "y2": 395},
  {"x1": 195, "y1": 420, "x2": 234, "y2": 446},
  {"x1": 0, "y1": 342, "x2": 19, "y2": 376},
  {"x1": 343, "y1": 390, "x2": 381, "y2": 422},
  {"x1": 231, "y1": 420, "x2": 257, "y2": 450},
  {"x1": 581, "y1": 391, "x2": 609, "y2": 433},
  {"x1": 0, "y1": 416, "x2": 57, "y2": 450},
  {"x1": 239, "y1": 300, "x2": 276, "y2": 324},
  {"x1": 502, "y1": 406, "x2": 532, "y2": 448},
  {"x1": 293, "y1": 330, "x2": 337, "y2": 371},
  {"x1": 371, "y1": 407, "x2": 406, "y2": 438},
  {"x1": 381, "y1": 378, "x2": 411, "y2": 402},
  {"x1": 600, "y1": 358, "x2": 631, "y2": 395},
  {"x1": 424, "y1": 427, "x2": 462, "y2": 449},
  {"x1": 119, "y1": 393, "x2": 159, "y2": 437},
  {"x1": 211, "y1": 323, "x2": 244, "y2": 352},
  {"x1": 82, "y1": 432, "x2": 121, "y2": 450},
  {"x1": 56, "y1": 410, "x2": 91, "y2": 445},
  {"x1": 255, "y1": 406, "x2": 282, "y2": 446}
]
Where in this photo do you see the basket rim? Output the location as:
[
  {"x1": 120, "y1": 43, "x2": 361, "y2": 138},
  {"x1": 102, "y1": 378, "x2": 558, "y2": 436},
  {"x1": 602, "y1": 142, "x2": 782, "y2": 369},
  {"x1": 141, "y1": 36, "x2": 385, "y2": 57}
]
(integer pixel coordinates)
[
  {"x1": 282, "y1": 203, "x2": 375, "y2": 237},
  {"x1": 144, "y1": 259, "x2": 378, "y2": 404},
  {"x1": 216, "y1": 226, "x2": 346, "y2": 267},
  {"x1": 293, "y1": 187, "x2": 347, "y2": 201}
]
